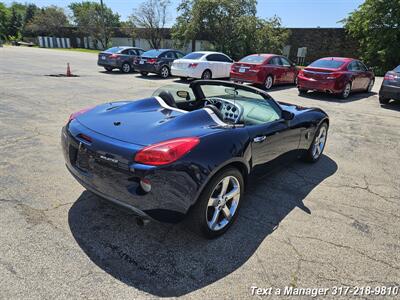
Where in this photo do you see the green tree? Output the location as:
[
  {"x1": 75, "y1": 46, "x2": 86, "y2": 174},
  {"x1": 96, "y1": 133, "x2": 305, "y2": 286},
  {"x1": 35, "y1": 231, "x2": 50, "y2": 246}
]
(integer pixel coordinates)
[
  {"x1": 69, "y1": 1, "x2": 120, "y2": 49},
  {"x1": 7, "y1": 7, "x2": 22, "y2": 37},
  {"x1": 22, "y1": 4, "x2": 38, "y2": 31},
  {"x1": 172, "y1": 0, "x2": 289, "y2": 59},
  {"x1": 25, "y1": 6, "x2": 69, "y2": 36},
  {"x1": 343, "y1": 0, "x2": 400, "y2": 73},
  {"x1": 128, "y1": 0, "x2": 170, "y2": 49},
  {"x1": 0, "y1": 3, "x2": 10, "y2": 40}
]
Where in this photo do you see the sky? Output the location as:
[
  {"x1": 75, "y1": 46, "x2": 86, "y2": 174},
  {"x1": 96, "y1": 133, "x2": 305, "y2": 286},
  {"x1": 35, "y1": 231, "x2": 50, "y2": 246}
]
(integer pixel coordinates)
[{"x1": 3, "y1": 0, "x2": 365, "y2": 28}]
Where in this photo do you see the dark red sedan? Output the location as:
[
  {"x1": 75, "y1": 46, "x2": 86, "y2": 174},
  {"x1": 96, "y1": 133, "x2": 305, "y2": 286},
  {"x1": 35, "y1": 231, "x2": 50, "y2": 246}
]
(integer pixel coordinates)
[
  {"x1": 297, "y1": 57, "x2": 375, "y2": 99},
  {"x1": 230, "y1": 54, "x2": 298, "y2": 90}
]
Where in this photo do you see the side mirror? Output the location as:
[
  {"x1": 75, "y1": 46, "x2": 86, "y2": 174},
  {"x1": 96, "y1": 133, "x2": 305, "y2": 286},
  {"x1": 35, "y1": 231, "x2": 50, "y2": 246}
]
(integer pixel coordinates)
[
  {"x1": 282, "y1": 110, "x2": 294, "y2": 121},
  {"x1": 176, "y1": 90, "x2": 190, "y2": 100}
]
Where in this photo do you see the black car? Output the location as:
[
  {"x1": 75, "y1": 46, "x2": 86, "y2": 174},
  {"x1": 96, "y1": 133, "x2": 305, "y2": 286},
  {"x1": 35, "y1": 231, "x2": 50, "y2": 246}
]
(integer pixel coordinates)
[
  {"x1": 379, "y1": 65, "x2": 400, "y2": 104},
  {"x1": 134, "y1": 49, "x2": 185, "y2": 78},
  {"x1": 97, "y1": 46, "x2": 144, "y2": 73},
  {"x1": 62, "y1": 80, "x2": 329, "y2": 238}
]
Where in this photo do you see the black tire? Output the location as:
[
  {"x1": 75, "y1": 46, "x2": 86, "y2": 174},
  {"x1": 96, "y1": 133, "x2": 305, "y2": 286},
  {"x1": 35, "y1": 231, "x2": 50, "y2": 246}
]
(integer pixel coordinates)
[
  {"x1": 120, "y1": 62, "x2": 131, "y2": 73},
  {"x1": 201, "y1": 69, "x2": 212, "y2": 79},
  {"x1": 303, "y1": 122, "x2": 329, "y2": 163},
  {"x1": 379, "y1": 96, "x2": 390, "y2": 104},
  {"x1": 140, "y1": 71, "x2": 148, "y2": 76},
  {"x1": 186, "y1": 167, "x2": 244, "y2": 239},
  {"x1": 264, "y1": 75, "x2": 274, "y2": 90},
  {"x1": 298, "y1": 88, "x2": 308, "y2": 95},
  {"x1": 159, "y1": 65, "x2": 170, "y2": 78},
  {"x1": 104, "y1": 66, "x2": 113, "y2": 72},
  {"x1": 339, "y1": 82, "x2": 352, "y2": 99}
]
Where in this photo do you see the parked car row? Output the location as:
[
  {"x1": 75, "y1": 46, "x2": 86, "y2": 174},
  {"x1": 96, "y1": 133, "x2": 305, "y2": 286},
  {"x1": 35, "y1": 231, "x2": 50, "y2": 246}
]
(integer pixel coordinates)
[{"x1": 97, "y1": 46, "x2": 399, "y2": 101}]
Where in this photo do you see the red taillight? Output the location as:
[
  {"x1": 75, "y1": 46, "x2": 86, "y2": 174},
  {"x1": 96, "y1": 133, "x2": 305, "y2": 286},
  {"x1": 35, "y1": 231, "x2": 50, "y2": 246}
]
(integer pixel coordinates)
[
  {"x1": 298, "y1": 69, "x2": 304, "y2": 76},
  {"x1": 326, "y1": 72, "x2": 342, "y2": 79},
  {"x1": 384, "y1": 73, "x2": 396, "y2": 80},
  {"x1": 109, "y1": 54, "x2": 120, "y2": 59},
  {"x1": 147, "y1": 58, "x2": 157, "y2": 64},
  {"x1": 134, "y1": 137, "x2": 200, "y2": 166},
  {"x1": 188, "y1": 63, "x2": 198, "y2": 68},
  {"x1": 68, "y1": 106, "x2": 94, "y2": 123}
]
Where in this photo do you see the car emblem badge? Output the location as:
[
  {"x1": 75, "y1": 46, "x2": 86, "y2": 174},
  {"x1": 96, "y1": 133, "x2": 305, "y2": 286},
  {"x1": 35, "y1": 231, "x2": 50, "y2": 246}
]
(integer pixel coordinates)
[
  {"x1": 114, "y1": 121, "x2": 121, "y2": 126},
  {"x1": 99, "y1": 155, "x2": 119, "y2": 164}
]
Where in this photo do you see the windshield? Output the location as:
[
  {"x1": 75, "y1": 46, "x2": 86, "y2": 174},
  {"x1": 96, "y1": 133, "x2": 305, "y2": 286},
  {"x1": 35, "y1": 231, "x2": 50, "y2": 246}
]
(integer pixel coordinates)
[
  {"x1": 394, "y1": 65, "x2": 400, "y2": 73},
  {"x1": 239, "y1": 55, "x2": 266, "y2": 64},
  {"x1": 142, "y1": 49, "x2": 162, "y2": 58},
  {"x1": 199, "y1": 84, "x2": 281, "y2": 125},
  {"x1": 309, "y1": 59, "x2": 345, "y2": 69},
  {"x1": 182, "y1": 52, "x2": 205, "y2": 60},
  {"x1": 105, "y1": 47, "x2": 123, "y2": 53}
]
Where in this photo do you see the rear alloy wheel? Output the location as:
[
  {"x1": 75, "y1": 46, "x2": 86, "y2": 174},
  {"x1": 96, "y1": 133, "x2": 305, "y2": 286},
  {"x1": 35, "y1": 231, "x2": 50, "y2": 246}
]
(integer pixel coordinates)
[
  {"x1": 121, "y1": 63, "x2": 131, "y2": 73},
  {"x1": 160, "y1": 66, "x2": 170, "y2": 78},
  {"x1": 379, "y1": 96, "x2": 390, "y2": 104},
  {"x1": 187, "y1": 167, "x2": 243, "y2": 238},
  {"x1": 340, "y1": 82, "x2": 352, "y2": 99},
  {"x1": 201, "y1": 70, "x2": 212, "y2": 79},
  {"x1": 304, "y1": 122, "x2": 328, "y2": 163},
  {"x1": 140, "y1": 71, "x2": 148, "y2": 76},
  {"x1": 264, "y1": 75, "x2": 273, "y2": 90},
  {"x1": 367, "y1": 79, "x2": 375, "y2": 92},
  {"x1": 104, "y1": 66, "x2": 113, "y2": 72}
]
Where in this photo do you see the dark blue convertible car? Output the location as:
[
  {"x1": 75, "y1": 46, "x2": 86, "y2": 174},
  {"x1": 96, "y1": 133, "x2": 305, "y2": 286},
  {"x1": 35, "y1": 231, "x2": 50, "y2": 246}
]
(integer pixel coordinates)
[{"x1": 62, "y1": 80, "x2": 329, "y2": 238}]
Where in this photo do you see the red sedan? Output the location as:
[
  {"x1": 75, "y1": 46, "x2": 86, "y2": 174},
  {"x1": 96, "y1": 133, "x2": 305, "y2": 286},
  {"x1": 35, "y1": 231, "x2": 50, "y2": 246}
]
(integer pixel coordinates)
[
  {"x1": 230, "y1": 54, "x2": 298, "y2": 90},
  {"x1": 297, "y1": 57, "x2": 375, "y2": 99}
]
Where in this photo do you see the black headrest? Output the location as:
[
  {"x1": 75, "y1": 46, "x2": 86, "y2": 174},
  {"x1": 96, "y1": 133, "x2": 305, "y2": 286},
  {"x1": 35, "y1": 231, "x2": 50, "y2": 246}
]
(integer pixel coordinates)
[{"x1": 158, "y1": 90, "x2": 177, "y2": 108}]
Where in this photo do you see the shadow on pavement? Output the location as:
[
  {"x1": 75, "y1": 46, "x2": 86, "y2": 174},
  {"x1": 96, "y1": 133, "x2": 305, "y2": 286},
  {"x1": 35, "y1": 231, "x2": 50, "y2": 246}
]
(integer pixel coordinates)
[
  {"x1": 299, "y1": 91, "x2": 377, "y2": 103},
  {"x1": 68, "y1": 155, "x2": 337, "y2": 297},
  {"x1": 380, "y1": 100, "x2": 400, "y2": 111}
]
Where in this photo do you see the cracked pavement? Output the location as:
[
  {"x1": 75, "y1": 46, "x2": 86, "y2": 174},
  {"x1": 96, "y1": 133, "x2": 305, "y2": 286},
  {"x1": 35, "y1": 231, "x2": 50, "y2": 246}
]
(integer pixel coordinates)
[{"x1": 0, "y1": 46, "x2": 399, "y2": 299}]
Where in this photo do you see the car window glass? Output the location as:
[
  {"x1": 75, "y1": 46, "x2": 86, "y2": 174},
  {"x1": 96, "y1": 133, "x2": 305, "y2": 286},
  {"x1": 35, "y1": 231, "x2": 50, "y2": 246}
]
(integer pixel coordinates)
[
  {"x1": 163, "y1": 52, "x2": 175, "y2": 59},
  {"x1": 175, "y1": 52, "x2": 185, "y2": 59},
  {"x1": 199, "y1": 84, "x2": 281, "y2": 125},
  {"x1": 280, "y1": 57, "x2": 291, "y2": 67},
  {"x1": 310, "y1": 59, "x2": 344, "y2": 69},
  {"x1": 357, "y1": 61, "x2": 367, "y2": 71},
  {"x1": 217, "y1": 54, "x2": 232, "y2": 62},
  {"x1": 128, "y1": 50, "x2": 136, "y2": 55},
  {"x1": 394, "y1": 65, "x2": 400, "y2": 72},
  {"x1": 268, "y1": 57, "x2": 282, "y2": 66},
  {"x1": 121, "y1": 49, "x2": 129, "y2": 54},
  {"x1": 182, "y1": 52, "x2": 205, "y2": 60},
  {"x1": 348, "y1": 61, "x2": 361, "y2": 71},
  {"x1": 152, "y1": 84, "x2": 196, "y2": 103},
  {"x1": 206, "y1": 54, "x2": 218, "y2": 61}
]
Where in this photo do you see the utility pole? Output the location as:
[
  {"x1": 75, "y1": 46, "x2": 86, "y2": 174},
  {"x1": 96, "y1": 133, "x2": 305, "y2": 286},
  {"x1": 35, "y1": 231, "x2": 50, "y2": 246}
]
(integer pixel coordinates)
[{"x1": 100, "y1": 0, "x2": 107, "y2": 49}]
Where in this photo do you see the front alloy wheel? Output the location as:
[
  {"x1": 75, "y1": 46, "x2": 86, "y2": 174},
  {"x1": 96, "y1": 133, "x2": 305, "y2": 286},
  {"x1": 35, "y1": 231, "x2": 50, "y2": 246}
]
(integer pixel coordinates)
[
  {"x1": 304, "y1": 122, "x2": 328, "y2": 162},
  {"x1": 160, "y1": 66, "x2": 170, "y2": 78},
  {"x1": 121, "y1": 63, "x2": 131, "y2": 73},
  {"x1": 187, "y1": 167, "x2": 243, "y2": 238}
]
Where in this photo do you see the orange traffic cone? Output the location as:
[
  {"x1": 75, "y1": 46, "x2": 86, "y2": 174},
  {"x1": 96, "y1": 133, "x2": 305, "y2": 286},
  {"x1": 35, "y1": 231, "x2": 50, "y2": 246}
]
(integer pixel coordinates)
[{"x1": 66, "y1": 63, "x2": 72, "y2": 77}]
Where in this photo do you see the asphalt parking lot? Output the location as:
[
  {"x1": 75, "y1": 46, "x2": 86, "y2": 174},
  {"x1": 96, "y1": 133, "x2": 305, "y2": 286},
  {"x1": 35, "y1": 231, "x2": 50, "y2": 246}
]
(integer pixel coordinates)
[{"x1": 1, "y1": 46, "x2": 399, "y2": 299}]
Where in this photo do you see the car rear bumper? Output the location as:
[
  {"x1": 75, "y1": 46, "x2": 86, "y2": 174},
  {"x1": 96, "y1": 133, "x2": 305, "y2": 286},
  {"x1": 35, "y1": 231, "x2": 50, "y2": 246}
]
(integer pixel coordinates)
[
  {"x1": 379, "y1": 84, "x2": 400, "y2": 100},
  {"x1": 97, "y1": 59, "x2": 122, "y2": 68},
  {"x1": 297, "y1": 76, "x2": 343, "y2": 93},
  {"x1": 171, "y1": 66, "x2": 202, "y2": 78},
  {"x1": 134, "y1": 63, "x2": 160, "y2": 73},
  {"x1": 61, "y1": 125, "x2": 198, "y2": 223},
  {"x1": 230, "y1": 71, "x2": 263, "y2": 84}
]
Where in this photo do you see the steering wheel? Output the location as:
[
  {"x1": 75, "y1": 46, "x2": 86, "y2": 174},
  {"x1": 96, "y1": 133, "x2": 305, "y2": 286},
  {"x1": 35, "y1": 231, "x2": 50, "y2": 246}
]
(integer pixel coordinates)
[{"x1": 205, "y1": 97, "x2": 243, "y2": 123}]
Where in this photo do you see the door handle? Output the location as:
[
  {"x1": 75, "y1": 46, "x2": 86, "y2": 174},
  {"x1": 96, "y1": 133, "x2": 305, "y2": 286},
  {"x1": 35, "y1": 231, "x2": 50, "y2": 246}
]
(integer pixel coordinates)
[{"x1": 253, "y1": 136, "x2": 267, "y2": 143}]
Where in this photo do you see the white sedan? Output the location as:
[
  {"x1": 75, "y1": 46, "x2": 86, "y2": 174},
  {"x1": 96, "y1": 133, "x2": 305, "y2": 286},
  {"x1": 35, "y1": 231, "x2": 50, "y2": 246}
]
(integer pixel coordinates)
[{"x1": 171, "y1": 51, "x2": 234, "y2": 79}]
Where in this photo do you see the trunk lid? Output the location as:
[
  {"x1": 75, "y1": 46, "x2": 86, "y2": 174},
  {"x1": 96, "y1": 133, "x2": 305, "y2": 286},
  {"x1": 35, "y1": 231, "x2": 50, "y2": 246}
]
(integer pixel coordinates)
[
  {"x1": 173, "y1": 59, "x2": 199, "y2": 69},
  {"x1": 74, "y1": 99, "x2": 221, "y2": 146},
  {"x1": 303, "y1": 67, "x2": 338, "y2": 80},
  {"x1": 231, "y1": 62, "x2": 261, "y2": 73}
]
